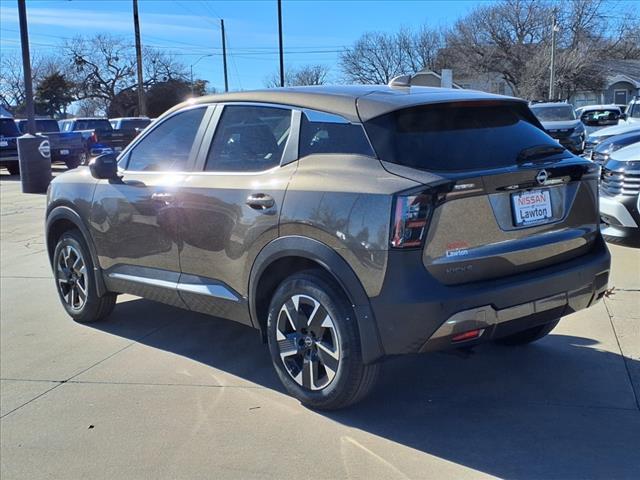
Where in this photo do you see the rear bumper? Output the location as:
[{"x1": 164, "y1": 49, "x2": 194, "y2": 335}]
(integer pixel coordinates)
[
  {"x1": 369, "y1": 237, "x2": 610, "y2": 355},
  {"x1": 51, "y1": 147, "x2": 85, "y2": 161}
]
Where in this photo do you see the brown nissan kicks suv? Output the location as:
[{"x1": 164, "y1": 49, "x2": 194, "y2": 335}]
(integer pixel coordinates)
[{"x1": 46, "y1": 86, "x2": 611, "y2": 409}]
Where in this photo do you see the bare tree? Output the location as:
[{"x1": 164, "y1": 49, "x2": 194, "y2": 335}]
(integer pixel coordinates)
[
  {"x1": 0, "y1": 52, "x2": 61, "y2": 109},
  {"x1": 264, "y1": 64, "x2": 330, "y2": 87},
  {"x1": 64, "y1": 34, "x2": 187, "y2": 112}
]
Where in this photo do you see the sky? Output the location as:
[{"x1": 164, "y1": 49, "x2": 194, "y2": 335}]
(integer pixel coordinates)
[{"x1": 0, "y1": 0, "x2": 488, "y2": 91}]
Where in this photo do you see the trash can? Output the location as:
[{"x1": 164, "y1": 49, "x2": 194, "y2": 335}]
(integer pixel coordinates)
[{"x1": 17, "y1": 134, "x2": 52, "y2": 194}]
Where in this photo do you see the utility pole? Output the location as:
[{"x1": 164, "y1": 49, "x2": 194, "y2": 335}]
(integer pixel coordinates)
[
  {"x1": 549, "y1": 8, "x2": 558, "y2": 101},
  {"x1": 277, "y1": 0, "x2": 284, "y2": 87},
  {"x1": 133, "y1": 0, "x2": 146, "y2": 116},
  {"x1": 221, "y1": 19, "x2": 229, "y2": 93},
  {"x1": 17, "y1": 0, "x2": 35, "y2": 134}
]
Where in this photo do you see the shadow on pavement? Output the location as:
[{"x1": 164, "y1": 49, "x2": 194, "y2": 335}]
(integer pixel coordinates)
[{"x1": 91, "y1": 297, "x2": 640, "y2": 479}]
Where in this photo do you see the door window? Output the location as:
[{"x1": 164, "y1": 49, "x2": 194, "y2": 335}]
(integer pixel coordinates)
[
  {"x1": 205, "y1": 105, "x2": 292, "y2": 172},
  {"x1": 126, "y1": 107, "x2": 206, "y2": 172},
  {"x1": 299, "y1": 109, "x2": 374, "y2": 157}
]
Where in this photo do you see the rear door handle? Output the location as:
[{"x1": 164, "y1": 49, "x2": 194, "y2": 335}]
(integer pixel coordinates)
[
  {"x1": 246, "y1": 193, "x2": 275, "y2": 210},
  {"x1": 151, "y1": 192, "x2": 175, "y2": 204}
]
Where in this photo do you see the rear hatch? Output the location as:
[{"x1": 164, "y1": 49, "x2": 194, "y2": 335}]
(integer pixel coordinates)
[{"x1": 363, "y1": 100, "x2": 601, "y2": 285}]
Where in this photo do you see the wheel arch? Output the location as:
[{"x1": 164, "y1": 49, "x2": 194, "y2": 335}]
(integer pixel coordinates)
[
  {"x1": 46, "y1": 204, "x2": 107, "y2": 297},
  {"x1": 249, "y1": 235, "x2": 384, "y2": 364}
]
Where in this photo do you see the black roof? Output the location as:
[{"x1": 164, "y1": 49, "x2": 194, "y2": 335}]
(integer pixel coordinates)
[{"x1": 169, "y1": 85, "x2": 522, "y2": 122}]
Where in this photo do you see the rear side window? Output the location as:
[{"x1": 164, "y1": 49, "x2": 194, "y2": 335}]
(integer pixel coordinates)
[
  {"x1": 127, "y1": 107, "x2": 205, "y2": 172},
  {"x1": 299, "y1": 110, "x2": 374, "y2": 157},
  {"x1": 118, "y1": 119, "x2": 151, "y2": 130},
  {"x1": 205, "y1": 105, "x2": 291, "y2": 172},
  {"x1": 1, "y1": 118, "x2": 20, "y2": 137},
  {"x1": 364, "y1": 102, "x2": 559, "y2": 171}
]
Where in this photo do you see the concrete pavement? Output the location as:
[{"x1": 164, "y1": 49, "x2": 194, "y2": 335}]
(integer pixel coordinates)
[{"x1": 1, "y1": 169, "x2": 639, "y2": 479}]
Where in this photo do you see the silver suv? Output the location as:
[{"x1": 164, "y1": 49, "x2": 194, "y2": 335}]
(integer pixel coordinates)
[{"x1": 46, "y1": 86, "x2": 611, "y2": 409}]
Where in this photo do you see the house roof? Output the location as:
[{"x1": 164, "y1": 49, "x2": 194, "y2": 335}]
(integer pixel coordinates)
[
  {"x1": 599, "y1": 59, "x2": 640, "y2": 88},
  {"x1": 170, "y1": 85, "x2": 520, "y2": 122}
]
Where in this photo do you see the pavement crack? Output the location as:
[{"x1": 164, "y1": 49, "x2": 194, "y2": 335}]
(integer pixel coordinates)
[{"x1": 603, "y1": 298, "x2": 640, "y2": 411}]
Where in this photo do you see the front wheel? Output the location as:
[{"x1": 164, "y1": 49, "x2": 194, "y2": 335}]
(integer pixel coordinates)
[
  {"x1": 494, "y1": 319, "x2": 560, "y2": 346},
  {"x1": 53, "y1": 229, "x2": 117, "y2": 323},
  {"x1": 267, "y1": 270, "x2": 379, "y2": 410}
]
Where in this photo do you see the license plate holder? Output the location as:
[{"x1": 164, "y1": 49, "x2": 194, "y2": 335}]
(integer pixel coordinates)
[
  {"x1": 512, "y1": 189, "x2": 553, "y2": 226},
  {"x1": 60, "y1": 149, "x2": 69, "y2": 155}
]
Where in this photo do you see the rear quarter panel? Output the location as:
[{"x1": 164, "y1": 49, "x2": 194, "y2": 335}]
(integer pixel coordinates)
[{"x1": 280, "y1": 154, "x2": 418, "y2": 297}]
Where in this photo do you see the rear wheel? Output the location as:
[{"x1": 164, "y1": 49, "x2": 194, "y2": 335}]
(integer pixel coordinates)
[
  {"x1": 53, "y1": 229, "x2": 117, "y2": 323},
  {"x1": 494, "y1": 319, "x2": 560, "y2": 346},
  {"x1": 6, "y1": 164, "x2": 19, "y2": 176},
  {"x1": 267, "y1": 270, "x2": 379, "y2": 410},
  {"x1": 64, "y1": 155, "x2": 83, "y2": 170}
]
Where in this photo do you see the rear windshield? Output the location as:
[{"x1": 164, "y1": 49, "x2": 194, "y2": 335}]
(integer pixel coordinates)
[
  {"x1": 531, "y1": 105, "x2": 576, "y2": 121},
  {"x1": 364, "y1": 102, "x2": 559, "y2": 171},
  {"x1": 16, "y1": 119, "x2": 59, "y2": 133},
  {"x1": 116, "y1": 119, "x2": 151, "y2": 130},
  {"x1": 73, "y1": 119, "x2": 113, "y2": 131},
  {"x1": 0, "y1": 118, "x2": 20, "y2": 137}
]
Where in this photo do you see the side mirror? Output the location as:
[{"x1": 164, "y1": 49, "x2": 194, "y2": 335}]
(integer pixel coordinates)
[{"x1": 89, "y1": 153, "x2": 120, "y2": 180}]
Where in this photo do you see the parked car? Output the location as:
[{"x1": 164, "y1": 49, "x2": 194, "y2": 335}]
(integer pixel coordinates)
[
  {"x1": 591, "y1": 131, "x2": 640, "y2": 164},
  {"x1": 0, "y1": 115, "x2": 20, "y2": 175},
  {"x1": 46, "y1": 86, "x2": 611, "y2": 409},
  {"x1": 599, "y1": 143, "x2": 640, "y2": 246},
  {"x1": 583, "y1": 123, "x2": 640, "y2": 158},
  {"x1": 618, "y1": 97, "x2": 640, "y2": 127},
  {"x1": 530, "y1": 102, "x2": 585, "y2": 153},
  {"x1": 109, "y1": 117, "x2": 151, "y2": 133},
  {"x1": 58, "y1": 118, "x2": 137, "y2": 157},
  {"x1": 575, "y1": 105, "x2": 623, "y2": 134},
  {"x1": 15, "y1": 118, "x2": 86, "y2": 169}
]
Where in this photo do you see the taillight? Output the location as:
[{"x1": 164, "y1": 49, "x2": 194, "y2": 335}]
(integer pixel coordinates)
[
  {"x1": 90, "y1": 132, "x2": 97, "y2": 143},
  {"x1": 390, "y1": 189, "x2": 433, "y2": 249}
]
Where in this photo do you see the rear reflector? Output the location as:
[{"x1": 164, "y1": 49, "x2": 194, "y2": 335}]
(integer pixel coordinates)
[{"x1": 451, "y1": 329, "x2": 483, "y2": 343}]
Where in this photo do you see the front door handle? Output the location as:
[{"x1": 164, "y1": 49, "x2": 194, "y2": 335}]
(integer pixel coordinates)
[
  {"x1": 246, "y1": 193, "x2": 275, "y2": 210},
  {"x1": 151, "y1": 192, "x2": 175, "y2": 205}
]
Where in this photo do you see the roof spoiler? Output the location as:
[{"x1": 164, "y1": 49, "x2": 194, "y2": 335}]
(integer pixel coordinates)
[{"x1": 388, "y1": 75, "x2": 412, "y2": 88}]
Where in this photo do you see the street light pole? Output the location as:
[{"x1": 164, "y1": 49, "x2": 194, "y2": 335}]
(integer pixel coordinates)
[
  {"x1": 221, "y1": 19, "x2": 228, "y2": 92},
  {"x1": 549, "y1": 8, "x2": 558, "y2": 101},
  {"x1": 277, "y1": 0, "x2": 284, "y2": 87},
  {"x1": 190, "y1": 54, "x2": 214, "y2": 96},
  {"x1": 17, "y1": 0, "x2": 35, "y2": 134},
  {"x1": 133, "y1": 0, "x2": 146, "y2": 116}
]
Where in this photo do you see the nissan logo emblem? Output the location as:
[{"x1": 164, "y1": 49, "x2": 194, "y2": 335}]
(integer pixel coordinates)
[{"x1": 536, "y1": 169, "x2": 548, "y2": 185}]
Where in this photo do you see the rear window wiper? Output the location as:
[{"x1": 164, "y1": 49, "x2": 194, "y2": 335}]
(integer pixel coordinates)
[{"x1": 517, "y1": 144, "x2": 566, "y2": 163}]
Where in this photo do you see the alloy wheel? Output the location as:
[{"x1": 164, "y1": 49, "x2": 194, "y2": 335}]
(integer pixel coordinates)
[
  {"x1": 56, "y1": 245, "x2": 88, "y2": 311},
  {"x1": 276, "y1": 294, "x2": 340, "y2": 390}
]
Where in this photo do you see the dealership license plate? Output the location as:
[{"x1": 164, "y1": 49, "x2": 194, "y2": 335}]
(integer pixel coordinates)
[
  {"x1": 60, "y1": 149, "x2": 69, "y2": 155},
  {"x1": 512, "y1": 189, "x2": 553, "y2": 226}
]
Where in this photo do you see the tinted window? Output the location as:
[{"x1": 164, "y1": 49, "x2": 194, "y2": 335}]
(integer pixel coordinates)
[
  {"x1": 0, "y1": 118, "x2": 20, "y2": 137},
  {"x1": 116, "y1": 119, "x2": 151, "y2": 130},
  {"x1": 74, "y1": 119, "x2": 113, "y2": 131},
  {"x1": 299, "y1": 110, "x2": 374, "y2": 157},
  {"x1": 579, "y1": 109, "x2": 620, "y2": 126},
  {"x1": 205, "y1": 105, "x2": 291, "y2": 172},
  {"x1": 127, "y1": 107, "x2": 205, "y2": 172},
  {"x1": 364, "y1": 102, "x2": 561, "y2": 172},
  {"x1": 629, "y1": 102, "x2": 640, "y2": 119},
  {"x1": 17, "y1": 119, "x2": 59, "y2": 133},
  {"x1": 530, "y1": 105, "x2": 576, "y2": 121}
]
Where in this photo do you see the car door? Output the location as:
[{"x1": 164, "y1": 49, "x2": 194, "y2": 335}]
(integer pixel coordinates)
[
  {"x1": 90, "y1": 105, "x2": 211, "y2": 306},
  {"x1": 177, "y1": 103, "x2": 299, "y2": 325}
]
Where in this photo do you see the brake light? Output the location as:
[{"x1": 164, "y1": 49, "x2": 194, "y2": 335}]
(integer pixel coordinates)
[
  {"x1": 90, "y1": 132, "x2": 97, "y2": 143},
  {"x1": 390, "y1": 190, "x2": 433, "y2": 249}
]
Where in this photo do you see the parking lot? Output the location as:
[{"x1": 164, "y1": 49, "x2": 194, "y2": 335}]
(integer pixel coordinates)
[{"x1": 1, "y1": 169, "x2": 639, "y2": 479}]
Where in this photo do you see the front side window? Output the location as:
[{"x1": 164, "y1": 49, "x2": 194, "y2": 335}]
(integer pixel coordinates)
[
  {"x1": 126, "y1": 107, "x2": 206, "y2": 172},
  {"x1": 299, "y1": 109, "x2": 374, "y2": 157},
  {"x1": 205, "y1": 105, "x2": 291, "y2": 172}
]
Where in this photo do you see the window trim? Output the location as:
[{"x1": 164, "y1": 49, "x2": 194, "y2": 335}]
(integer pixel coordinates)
[
  {"x1": 193, "y1": 102, "x2": 300, "y2": 175},
  {"x1": 118, "y1": 104, "x2": 213, "y2": 174}
]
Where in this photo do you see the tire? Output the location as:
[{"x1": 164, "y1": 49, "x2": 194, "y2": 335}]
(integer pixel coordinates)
[
  {"x1": 64, "y1": 155, "x2": 83, "y2": 170},
  {"x1": 53, "y1": 229, "x2": 117, "y2": 323},
  {"x1": 267, "y1": 270, "x2": 379, "y2": 410},
  {"x1": 494, "y1": 319, "x2": 560, "y2": 346},
  {"x1": 6, "y1": 164, "x2": 20, "y2": 176}
]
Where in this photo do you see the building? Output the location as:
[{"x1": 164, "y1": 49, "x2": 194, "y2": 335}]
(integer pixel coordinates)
[{"x1": 570, "y1": 59, "x2": 640, "y2": 108}]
